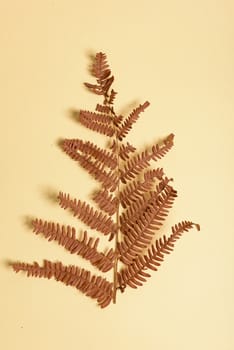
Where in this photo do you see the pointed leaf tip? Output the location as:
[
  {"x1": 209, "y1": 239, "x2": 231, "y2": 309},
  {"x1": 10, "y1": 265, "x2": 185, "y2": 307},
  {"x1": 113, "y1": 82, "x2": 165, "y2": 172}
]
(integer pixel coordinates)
[{"x1": 143, "y1": 101, "x2": 150, "y2": 108}]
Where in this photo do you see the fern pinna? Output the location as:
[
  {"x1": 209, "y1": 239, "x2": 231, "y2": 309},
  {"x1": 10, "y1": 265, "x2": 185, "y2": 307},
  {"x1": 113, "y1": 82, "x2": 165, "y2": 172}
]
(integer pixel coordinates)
[{"x1": 12, "y1": 52, "x2": 200, "y2": 308}]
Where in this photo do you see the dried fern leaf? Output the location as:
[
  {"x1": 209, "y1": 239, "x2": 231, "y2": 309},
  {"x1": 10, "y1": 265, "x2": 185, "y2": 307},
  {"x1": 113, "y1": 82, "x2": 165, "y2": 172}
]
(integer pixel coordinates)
[
  {"x1": 32, "y1": 219, "x2": 115, "y2": 272},
  {"x1": 58, "y1": 192, "x2": 117, "y2": 239},
  {"x1": 109, "y1": 135, "x2": 135, "y2": 157},
  {"x1": 119, "y1": 142, "x2": 137, "y2": 161},
  {"x1": 12, "y1": 52, "x2": 199, "y2": 308},
  {"x1": 151, "y1": 133, "x2": 174, "y2": 161},
  {"x1": 84, "y1": 52, "x2": 114, "y2": 98},
  {"x1": 120, "y1": 150, "x2": 151, "y2": 184},
  {"x1": 80, "y1": 110, "x2": 112, "y2": 125},
  {"x1": 120, "y1": 134, "x2": 174, "y2": 184},
  {"x1": 12, "y1": 260, "x2": 113, "y2": 308},
  {"x1": 62, "y1": 138, "x2": 117, "y2": 170},
  {"x1": 92, "y1": 52, "x2": 110, "y2": 80},
  {"x1": 118, "y1": 221, "x2": 200, "y2": 290},
  {"x1": 109, "y1": 89, "x2": 117, "y2": 104},
  {"x1": 120, "y1": 168, "x2": 165, "y2": 208},
  {"x1": 79, "y1": 110, "x2": 115, "y2": 137},
  {"x1": 84, "y1": 82, "x2": 103, "y2": 95},
  {"x1": 113, "y1": 114, "x2": 124, "y2": 127},
  {"x1": 102, "y1": 76, "x2": 114, "y2": 95},
  {"x1": 117, "y1": 101, "x2": 150, "y2": 141},
  {"x1": 95, "y1": 104, "x2": 112, "y2": 114},
  {"x1": 120, "y1": 180, "x2": 174, "y2": 236},
  {"x1": 119, "y1": 185, "x2": 177, "y2": 264},
  {"x1": 92, "y1": 189, "x2": 118, "y2": 216}
]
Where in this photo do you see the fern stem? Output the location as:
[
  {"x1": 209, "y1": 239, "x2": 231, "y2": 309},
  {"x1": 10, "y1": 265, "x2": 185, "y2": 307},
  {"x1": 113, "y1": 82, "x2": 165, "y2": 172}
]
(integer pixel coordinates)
[
  {"x1": 113, "y1": 161, "x2": 120, "y2": 303},
  {"x1": 108, "y1": 104, "x2": 121, "y2": 304}
]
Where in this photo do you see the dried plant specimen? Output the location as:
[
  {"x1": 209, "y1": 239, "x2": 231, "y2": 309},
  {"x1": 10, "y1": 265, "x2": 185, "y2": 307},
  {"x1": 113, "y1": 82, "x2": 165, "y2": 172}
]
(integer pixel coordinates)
[{"x1": 11, "y1": 52, "x2": 200, "y2": 308}]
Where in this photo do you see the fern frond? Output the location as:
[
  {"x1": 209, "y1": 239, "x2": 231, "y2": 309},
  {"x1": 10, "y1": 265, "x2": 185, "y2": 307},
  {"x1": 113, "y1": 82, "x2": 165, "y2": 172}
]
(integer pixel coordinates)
[
  {"x1": 84, "y1": 52, "x2": 114, "y2": 98},
  {"x1": 12, "y1": 260, "x2": 113, "y2": 308},
  {"x1": 120, "y1": 182, "x2": 176, "y2": 237},
  {"x1": 120, "y1": 168, "x2": 165, "y2": 208},
  {"x1": 92, "y1": 189, "x2": 118, "y2": 216},
  {"x1": 32, "y1": 219, "x2": 115, "y2": 272},
  {"x1": 92, "y1": 52, "x2": 110, "y2": 80},
  {"x1": 117, "y1": 101, "x2": 150, "y2": 141},
  {"x1": 79, "y1": 110, "x2": 115, "y2": 137},
  {"x1": 62, "y1": 138, "x2": 117, "y2": 170},
  {"x1": 58, "y1": 192, "x2": 117, "y2": 239},
  {"x1": 120, "y1": 150, "x2": 151, "y2": 184},
  {"x1": 119, "y1": 185, "x2": 177, "y2": 264},
  {"x1": 120, "y1": 134, "x2": 174, "y2": 184},
  {"x1": 151, "y1": 133, "x2": 174, "y2": 161},
  {"x1": 118, "y1": 221, "x2": 200, "y2": 290},
  {"x1": 13, "y1": 51, "x2": 199, "y2": 308}
]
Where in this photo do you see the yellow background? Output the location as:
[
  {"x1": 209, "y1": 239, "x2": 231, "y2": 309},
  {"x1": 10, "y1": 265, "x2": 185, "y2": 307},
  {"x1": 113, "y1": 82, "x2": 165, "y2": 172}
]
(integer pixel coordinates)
[{"x1": 1, "y1": 1, "x2": 234, "y2": 349}]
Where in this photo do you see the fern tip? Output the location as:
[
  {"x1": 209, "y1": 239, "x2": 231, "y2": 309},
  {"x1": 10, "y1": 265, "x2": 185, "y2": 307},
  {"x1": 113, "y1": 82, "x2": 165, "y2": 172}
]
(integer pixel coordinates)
[{"x1": 194, "y1": 223, "x2": 201, "y2": 231}]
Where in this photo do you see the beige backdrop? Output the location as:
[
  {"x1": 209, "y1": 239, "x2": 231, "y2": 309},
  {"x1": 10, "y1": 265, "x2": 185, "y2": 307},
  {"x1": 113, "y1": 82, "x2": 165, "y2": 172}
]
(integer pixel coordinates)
[{"x1": 1, "y1": 1, "x2": 234, "y2": 349}]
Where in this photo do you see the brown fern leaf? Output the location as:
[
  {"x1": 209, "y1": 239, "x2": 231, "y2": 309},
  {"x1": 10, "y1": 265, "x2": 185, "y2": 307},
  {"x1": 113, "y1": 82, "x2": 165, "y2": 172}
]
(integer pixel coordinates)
[
  {"x1": 151, "y1": 133, "x2": 174, "y2": 161},
  {"x1": 62, "y1": 138, "x2": 117, "y2": 170},
  {"x1": 58, "y1": 192, "x2": 117, "y2": 239},
  {"x1": 12, "y1": 260, "x2": 113, "y2": 308},
  {"x1": 117, "y1": 101, "x2": 150, "y2": 141},
  {"x1": 32, "y1": 219, "x2": 115, "y2": 272},
  {"x1": 94, "y1": 113, "x2": 123, "y2": 130},
  {"x1": 95, "y1": 104, "x2": 112, "y2": 114},
  {"x1": 109, "y1": 89, "x2": 117, "y2": 105},
  {"x1": 120, "y1": 150, "x2": 151, "y2": 184},
  {"x1": 79, "y1": 110, "x2": 115, "y2": 137},
  {"x1": 120, "y1": 134, "x2": 174, "y2": 184},
  {"x1": 118, "y1": 221, "x2": 200, "y2": 290},
  {"x1": 92, "y1": 52, "x2": 110, "y2": 80},
  {"x1": 102, "y1": 76, "x2": 114, "y2": 95},
  {"x1": 12, "y1": 52, "x2": 200, "y2": 308},
  {"x1": 120, "y1": 168, "x2": 165, "y2": 208},
  {"x1": 119, "y1": 142, "x2": 137, "y2": 161},
  {"x1": 80, "y1": 110, "x2": 112, "y2": 124},
  {"x1": 119, "y1": 185, "x2": 177, "y2": 264},
  {"x1": 120, "y1": 182, "x2": 176, "y2": 237},
  {"x1": 144, "y1": 168, "x2": 165, "y2": 182},
  {"x1": 84, "y1": 52, "x2": 114, "y2": 98},
  {"x1": 92, "y1": 189, "x2": 118, "y2": 216},
  {"x1": 84, "y1": 82, "x2": 103, "y2": 95},
  {"x1": 61, "y1": 143, "x2": 118, "y2": 192}
]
